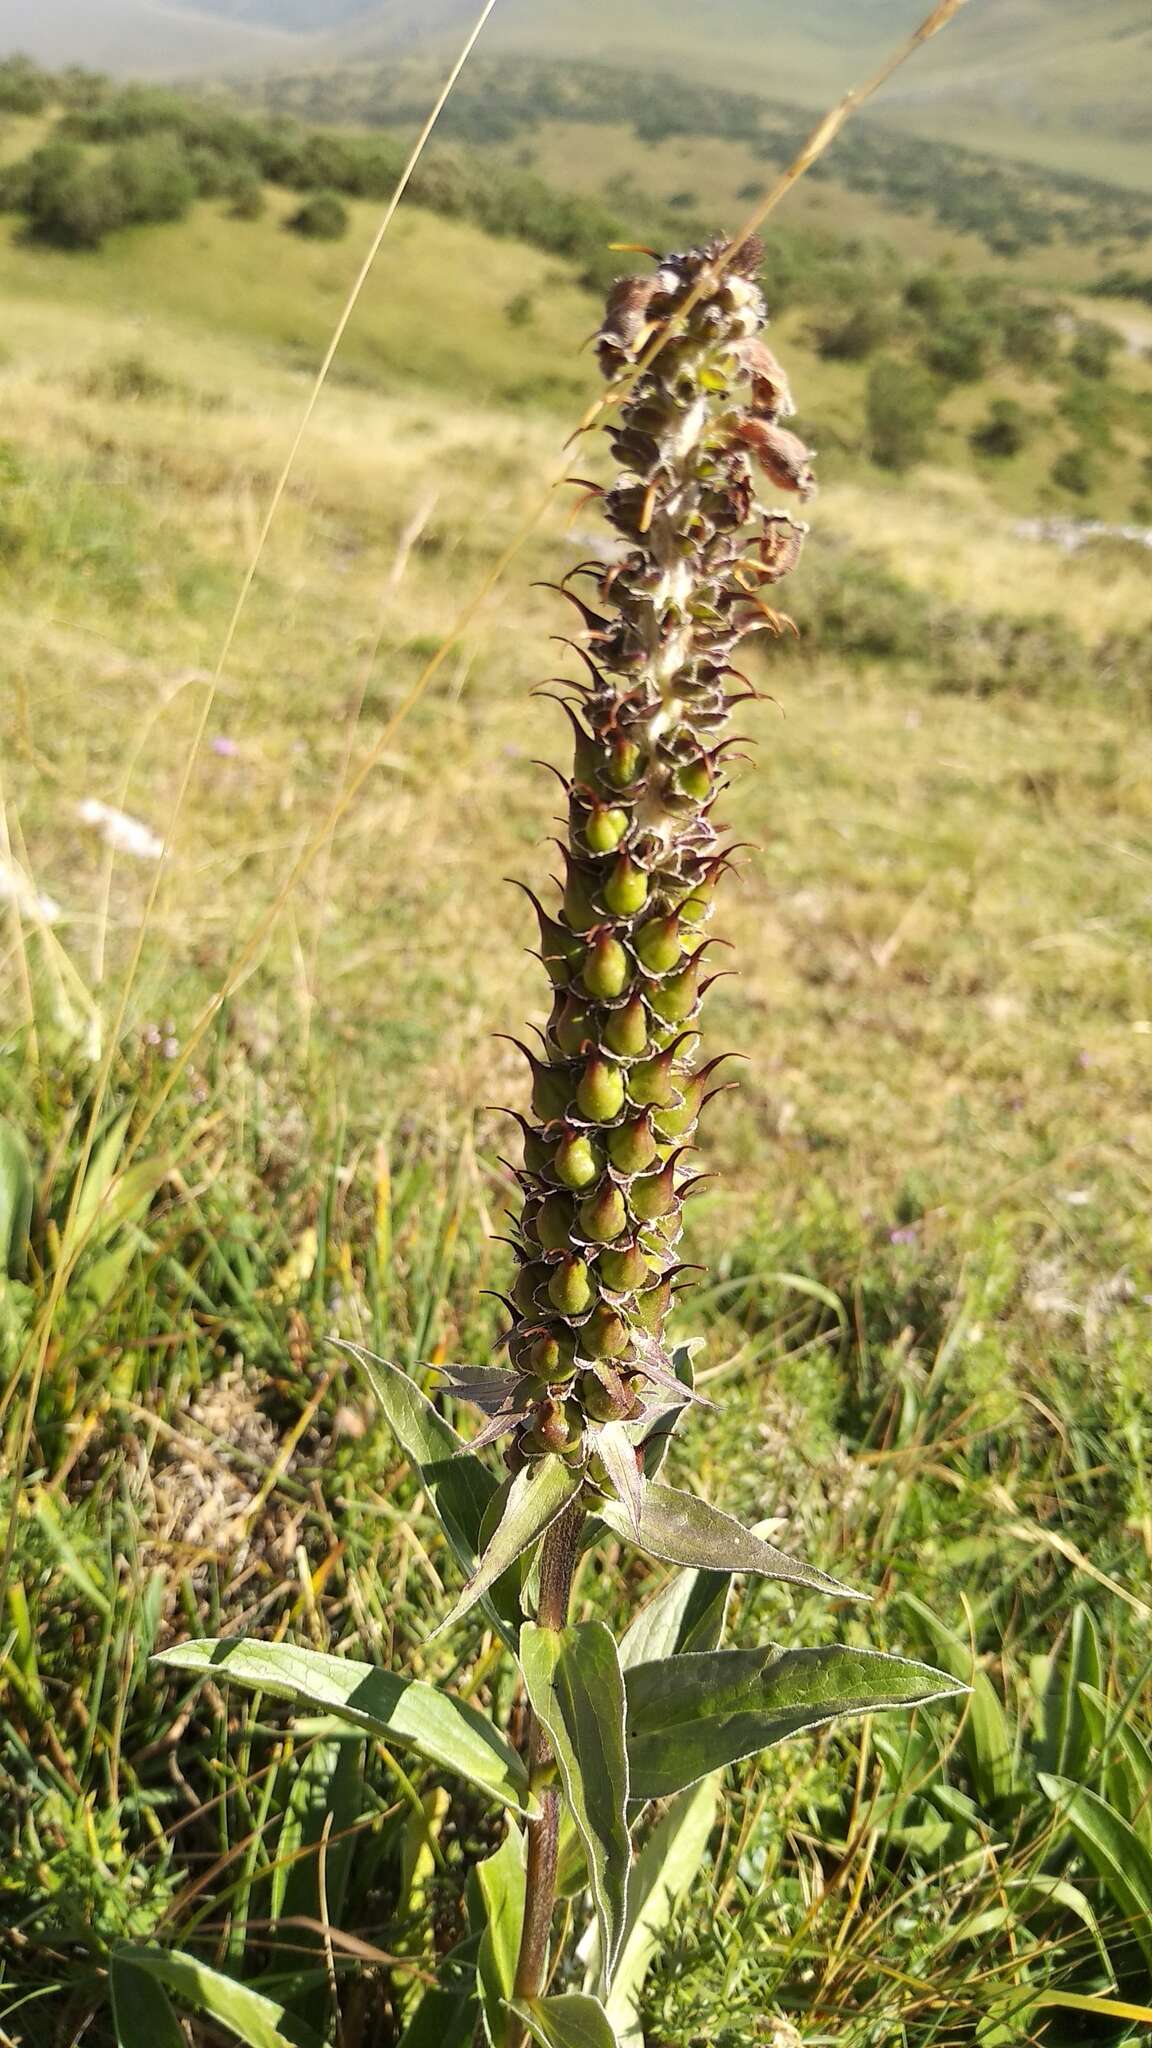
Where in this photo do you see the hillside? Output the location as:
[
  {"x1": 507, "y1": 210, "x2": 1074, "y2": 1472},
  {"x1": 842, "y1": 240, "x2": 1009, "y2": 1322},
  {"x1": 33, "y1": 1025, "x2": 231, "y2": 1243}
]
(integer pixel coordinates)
[{"x1": 7, "y1": 0, "x2": 1152, "y2": 190}]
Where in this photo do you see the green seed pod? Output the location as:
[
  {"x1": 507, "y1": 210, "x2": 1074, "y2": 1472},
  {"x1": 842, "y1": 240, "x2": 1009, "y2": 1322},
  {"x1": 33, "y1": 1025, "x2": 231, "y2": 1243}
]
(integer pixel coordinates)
[
  {"x1": 564, "y1": 862, "x2": 600, "y2": 933},
  {"x1": 582, "y1": 933, "x2": 631, "y2": 1000},
  {"x1": 552, "y1": 992, "x2": 593, "y2": 1058},
  {"x1": 580, "y1": 1366, "x2": 634, "y2": 1420},
  {"x1": 578, "y1": 1181, "x2": 627, "y2": 1243},
  {"x1": 675, "y1": 755, "x2": 712, "y2": 802},
  {"x1": 602, "y1": 853, "x2": 649, "y2": 918},
  {"x1": 606, "y1": 737, "x2": 641, "y2": 789},
  {"x1": 647, "y1": 954, "x2": 703, "y2": 1024},
  {"x1": 629, "y1": 1156, "x2": 678, "y2": 1222},
  {"x1": 553, "y1": 1130, "x2": 603, "y2": 1189},
  {"x1": 634, "y1": 1276, "x2": 674, "y2": 1330},
  {"x1": 607, "y1": 1113, "x2": 658, "y2": 1175},
  {"x1": 581, "y1": 1306, "x2": 631, "y2": 1360},
  {"x1": 532, "y1": 1397, "x2": 584, "y2": 1454},
  {"x1": 531, "y1": 1057, "x2": 574, "y2": 1124},
  {"x1": 628, "y1": 1045, "x2": 682, "y2": 1108},
  {"x1": 576, "y1": 1054, "x2": 626, "y2": 1124},
  {"x1": 528, "y1": 1328, "x2": 579, "y2": 1381},
  {"x1": 514, "y1": 1262, "x2": 549, "y2": 1313},
  {"x1": 536, "y1": 1192, "x2": 576, "y2": 1251},
  {"x1": 635, "y1": 914, "x2": 682, "y2": 974},
  {"x1": 547, "y1": 1252, "x2": 594, "y2": 1316},
  {"x1": 603, "y1": 993, "x2": 649, "y2": 1059},
  {"x1": 584, "y1": 802, "x2": 630, "y2": 854},
  {"x1": 678, "y1": 881, "x2": 715, "y2": 926},
  {"x1": 652, "y1": 1069, "x2": 705, "y2": 1138},
  {"x1": 598, "y1": 1238, "x2": 652, "y2": 1293}
]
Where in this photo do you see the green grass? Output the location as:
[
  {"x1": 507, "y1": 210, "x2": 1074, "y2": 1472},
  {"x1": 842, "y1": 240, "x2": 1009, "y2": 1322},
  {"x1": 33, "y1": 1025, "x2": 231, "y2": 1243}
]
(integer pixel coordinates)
[{"x1": 2, "y1": 128, "x2": 1152, "y2": 2048}]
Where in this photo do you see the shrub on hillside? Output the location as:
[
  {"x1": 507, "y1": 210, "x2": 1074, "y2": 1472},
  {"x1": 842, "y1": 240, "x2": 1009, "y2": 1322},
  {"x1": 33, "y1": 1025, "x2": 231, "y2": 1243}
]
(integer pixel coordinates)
[
  {"x1": 971, "y1": 399, "x2": 1030, "y2": 458},
  {"x1": 0, "y1": 55, "x2": 50, "y2": 114},
  {"x1": 18, "y1": 141, "x2": 126, "y2": 250},
  {"x1": 226, "y1": 168, "x2": 266, "y2": 220},
  {"x1": 920, "y1": 310, "x2": 994, "y2": 384},
  {"x1": 1068, "y1": 318, "x2": 1121, "y2": 380},
  {"x1": 814, "y1": 299, "x2": 893, "y2": 362},
  {"x1": 110, "y1": 136, "x2": 197, "y2": 226},
  {"x1": 287, "y1": 190, "x2": 349, "y2": 240},
  {"x1": 999, "y1": 299, "x2": 1062, "y2": 375},
  {"x1": 866, "y1": 355, "x2": 938, "y2": 471},
  {"x1": 1051, "y1": 446, "x2": 1097, "y2": 497}
]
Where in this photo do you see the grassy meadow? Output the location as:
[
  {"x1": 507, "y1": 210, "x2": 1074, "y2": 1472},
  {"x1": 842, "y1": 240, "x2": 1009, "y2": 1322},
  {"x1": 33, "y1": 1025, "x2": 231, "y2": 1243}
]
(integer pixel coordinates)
[{"x1": 2, "y1": 56, "x2": 1152, "y2": 2048}]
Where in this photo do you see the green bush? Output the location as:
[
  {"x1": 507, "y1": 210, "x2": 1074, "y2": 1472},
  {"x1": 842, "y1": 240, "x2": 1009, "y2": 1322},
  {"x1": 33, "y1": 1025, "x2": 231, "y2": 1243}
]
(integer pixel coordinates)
[
  {"x1": 865, "y1": 355, "x2": 938, "y2": 472},
  {"x1": 226, "y1": 167, "x2": 266, "y2": 220},
  {"x1": 971, "y1": 398, "x2": 1030, "y2": 458},
  {"x1": 18, "y1": 140, "x2": 126, "y2": 250},
  {"x1": 920, "y1": 311, "x2": 993, "y2": 384},
  {"x1": 1051, "y1": 446, "x2": 1097, "y2": 497},
  {"x1": 109, "y1": 135, "x2": 196, "y2": 226},
  {"x1": 287, "y1": 188, "x2": 349, "y2": 240},
  {"x1": 814, "y1": 298, "x2": 892, "y2": 362},
  {"x1": 0, "y1": 55, "x2": 50, "y2": 114},
  {"x1": 1068, "y1": 317, "x2": 1121, "y2": 380}
]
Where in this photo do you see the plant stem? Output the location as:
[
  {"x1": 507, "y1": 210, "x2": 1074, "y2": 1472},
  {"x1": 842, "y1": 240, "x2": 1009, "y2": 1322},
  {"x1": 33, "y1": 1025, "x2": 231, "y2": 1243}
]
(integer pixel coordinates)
[{"x1": 511, "y1": 1500, "x2": 583, "y2": 2025}]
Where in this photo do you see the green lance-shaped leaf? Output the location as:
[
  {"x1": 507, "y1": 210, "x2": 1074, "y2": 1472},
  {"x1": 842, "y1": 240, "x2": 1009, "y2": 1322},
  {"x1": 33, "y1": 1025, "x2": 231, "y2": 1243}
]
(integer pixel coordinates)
[
  {"x1": 110, "y1": 1956, "x2": 185, "y2": 2048},
  {"x1": 601, "y1": 1482, "x2": 859, "y2": 1601},
  {"x1": 1039, "y1": 1602, "x2": 1102, "y2": 1784},
  {"x1": 155, "y1": 1639, "x2": 536, "y2": 1818},
  {"x1": 892, "y1": 1591, "x2": 1016, "y2": 1806},
  {"x1": 519, "y1": 1621, "x2": 630, "y2": 1995},
  {"x1": 508, "y1": 1994, "x2": 621, "y2": 2048},
  {"x1": 111, "y1": 1948, "x2": 323, "y2": 2048},
  {"x1": 625, "y1": 1643, "x2": 967, "y2": 1801},
  {"x1": 0, "y1": 1118, "x2": 34, "y2": 1281},
  {"x1": 336, "y1": 1341, "x2": 496, "y2": 1568},
  {"x1": 1038, "y1": 1773, "x2": 1152, "y2": 1975},
  {"x1": 603, "y1": 1776, "x2": 718, "y2": 2046},
  {"x1": 433, "y1": 1455, "x2": 583, "y2": 1640},
  {"x1": 1078, "y1": 1683, "x2": 1152, "y2": 1849},
  {"x1": 475, "y1": 1822, "x2": 527, "y2": 2048}
]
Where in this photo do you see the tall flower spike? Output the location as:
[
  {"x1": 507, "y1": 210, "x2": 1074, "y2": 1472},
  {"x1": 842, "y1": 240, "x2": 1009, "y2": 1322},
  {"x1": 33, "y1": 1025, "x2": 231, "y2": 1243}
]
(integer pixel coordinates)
[{"x1": 500, "y1": 237, "x2": 814, "y2": 1492}]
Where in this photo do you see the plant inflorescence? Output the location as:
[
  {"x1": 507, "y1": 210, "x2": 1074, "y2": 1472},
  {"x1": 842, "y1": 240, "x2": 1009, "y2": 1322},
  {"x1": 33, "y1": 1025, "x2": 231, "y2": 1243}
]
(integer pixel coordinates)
[{"x1": 146, "y1": 238, "x2": 963, "y2": 2048}]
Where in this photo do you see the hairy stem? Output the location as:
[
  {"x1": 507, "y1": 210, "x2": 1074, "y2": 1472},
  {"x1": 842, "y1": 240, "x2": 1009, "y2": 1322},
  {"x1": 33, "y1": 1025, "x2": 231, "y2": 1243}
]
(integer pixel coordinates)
[{"x1": 512, "y1": 1502, "x2": 583, "y2": 2024}]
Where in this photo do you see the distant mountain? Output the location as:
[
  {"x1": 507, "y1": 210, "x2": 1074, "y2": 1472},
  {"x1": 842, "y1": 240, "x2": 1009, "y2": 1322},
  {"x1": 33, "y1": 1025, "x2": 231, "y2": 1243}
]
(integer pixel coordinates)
[{"x1": 4, "y1": 0, "x2": 308, "y2": 74}]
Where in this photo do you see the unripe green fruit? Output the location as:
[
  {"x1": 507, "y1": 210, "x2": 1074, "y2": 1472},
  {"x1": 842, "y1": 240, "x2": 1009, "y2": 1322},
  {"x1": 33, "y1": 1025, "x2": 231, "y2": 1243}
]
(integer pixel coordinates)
[
  {"x1": 514, "y1": 1263, "x2": 549, "y2": 1313},
  {"x1": 529, "y1": 1329, "x2": 579, "y2": 1381},
  {"x1": 580, "y1": 1366, "x2": 633, "y2": 1419},
  {"x1": 648, "y1": 957, "x2": 702, "y2": 1024},
  {"x1": 607, "y1": 738, "x2": 641, "y2": 789},
  {"x1": 581, "y1": 1304, "x2": 631, "y2": 1359},
  {"x1": 553, "y1": 1130, "x2": 603, "y2": 1189},
  {"x1": 578, "y1": 1182, "x2": 627, "y2": 1243},
  {"x1": 675, "y1": 756, "x2": 712, "y2": 801},
  {"x1": 652, "y1": 1070, "x2": 704, "y2": 1138},
  {"x1": 628, "y1": 1046, "x2": 681, "y2": 1108},
  {"x1": 531, "y1": 1059, "x2": 573, "y2": 1123},
  {"x1": 576, "y1": 1055, "x2": 626, "y2": 1124},
  {"x1": 583, "y1": 934, "x2": 631, "y2": 1000},
  {"x1": 603, "y1": 994, "x2": 649, "y2": 1059},
  {"x1": 564, "y1": 865, "x2": 599, "y2": 932},
  {"x1": 534, "y1": 1396, "x2": 584, "y2": 1454},
  {"x1": 536, "y1": 1192, "x2": 576, "y2": 1251},
  {"x1": 678, "y1": 881, "x2": 714, "y2": 926},
  {"x1": 634, "y1": 1276, "x2": 674, "y2": 1330},
  {"x1": 552, "y1": 993, "x2": 593, "y2": 1058},
  {"x1": 603, "y1": 854, "x2": 649, "y2": 918},
  {"x1": 548, "y1": 1252, "x2": 594, "y2": 1316},
  {"x1": 598, "y1": 1239, "x2": 652, "y2": 1293},
  {"x1": 629, "y1": 1157, "x2": 678, "y2": 1222},
  {"x1": 607, "y1": 1114, "x2": 658, "y2": 1175},
  {"x1": 635, "y1": 914, "x2": 682, "y2": 974},
  {"x1": 585, "y1": 803, "x2": 630, "y2": 854},
  {"x1": 523, "y1": 1126, "x2": 551, "y2": 1174}
]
